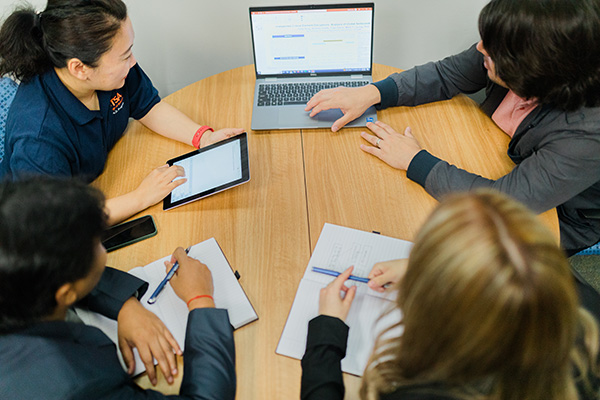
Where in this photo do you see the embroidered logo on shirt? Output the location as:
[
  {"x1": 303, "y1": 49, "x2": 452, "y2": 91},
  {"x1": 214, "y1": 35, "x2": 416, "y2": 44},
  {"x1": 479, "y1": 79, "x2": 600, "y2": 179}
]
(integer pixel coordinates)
[{"x1": 110, "y1": 93, "x2": 124, "y2": 115}]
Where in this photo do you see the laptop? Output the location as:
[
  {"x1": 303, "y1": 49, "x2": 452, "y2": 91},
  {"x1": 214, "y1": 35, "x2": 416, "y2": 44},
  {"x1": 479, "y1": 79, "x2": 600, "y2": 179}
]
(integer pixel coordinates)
[{"x1": 249, "y1": 3, "x2": 377, "y2": 130}]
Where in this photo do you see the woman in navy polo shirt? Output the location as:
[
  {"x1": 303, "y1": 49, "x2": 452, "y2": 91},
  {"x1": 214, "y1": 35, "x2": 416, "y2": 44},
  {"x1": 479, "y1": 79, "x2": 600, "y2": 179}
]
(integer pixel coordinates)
[{"x1": 0, "y1": 0, "x2": 243, "y2": 224}]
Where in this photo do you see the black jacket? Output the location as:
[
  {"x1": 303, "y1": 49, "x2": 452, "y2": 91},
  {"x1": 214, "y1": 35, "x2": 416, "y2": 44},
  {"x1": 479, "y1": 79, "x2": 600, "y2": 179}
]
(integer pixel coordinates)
[{"x1": 0, "y1": 267, "x2": 236, "y2": 400}]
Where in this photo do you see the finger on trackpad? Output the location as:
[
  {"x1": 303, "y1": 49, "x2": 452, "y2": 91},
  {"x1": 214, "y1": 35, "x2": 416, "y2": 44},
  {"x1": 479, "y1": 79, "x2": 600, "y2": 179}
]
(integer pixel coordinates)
[{"x1": 316, "y1": 109, "x2": 343, "y2": 121}]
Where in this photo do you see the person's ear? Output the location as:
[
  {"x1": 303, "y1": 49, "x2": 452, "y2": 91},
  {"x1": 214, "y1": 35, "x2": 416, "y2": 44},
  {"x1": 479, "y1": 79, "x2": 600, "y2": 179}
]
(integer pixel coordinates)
[
  {"x1": 66, "y1": 58, "x2": 92, "y2": 81},
  {"x1": 55, "y1": 282, "x2": 79, "y2": 309}
]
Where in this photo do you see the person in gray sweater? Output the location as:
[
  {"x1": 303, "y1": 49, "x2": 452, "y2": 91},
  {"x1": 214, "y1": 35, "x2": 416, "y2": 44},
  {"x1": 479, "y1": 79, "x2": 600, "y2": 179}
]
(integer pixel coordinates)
[{"x1": 305, "y1": 0, "x2": 600, "y2": 255}]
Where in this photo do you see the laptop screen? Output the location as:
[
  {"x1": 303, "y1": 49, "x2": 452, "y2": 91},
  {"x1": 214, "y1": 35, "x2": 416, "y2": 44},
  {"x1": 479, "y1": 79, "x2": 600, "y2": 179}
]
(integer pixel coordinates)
[{"x1": 250, "y1": 3, "x2": 374, "y2": 77}]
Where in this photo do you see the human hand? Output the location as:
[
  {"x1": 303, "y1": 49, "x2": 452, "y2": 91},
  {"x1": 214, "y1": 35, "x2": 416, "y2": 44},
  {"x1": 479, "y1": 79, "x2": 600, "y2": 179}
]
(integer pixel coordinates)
[
  {"x1": 134, "y1": 164, "x2": 186, "y2": 209},
  {"x1": 117, "y1": 298, "x2": 182, "y2": 385},
  {"x1": 305, "y1": 85, "x2": 381, "y2": 132},
  {"x1": 200, "y1": 128, "x2": 245, "y2": 148},
  {"x1": 166, "y1": 247, "x2": 215, "y2": 309},
  {"x1": 367, "y1": 259, "x2": 408, "y2": 293},
  {"x1": 359, "y1": 121, "x2": 422, "y2": 170},
  {"x1": 318, "y1": 267, "x2": 357, "y2": 321}
]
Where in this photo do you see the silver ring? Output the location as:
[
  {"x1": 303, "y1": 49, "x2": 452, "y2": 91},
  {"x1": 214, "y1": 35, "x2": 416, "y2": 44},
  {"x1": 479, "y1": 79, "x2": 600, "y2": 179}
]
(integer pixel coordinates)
[{"x1": 376, "y1": 138, "x2": 382, "y2": 148}]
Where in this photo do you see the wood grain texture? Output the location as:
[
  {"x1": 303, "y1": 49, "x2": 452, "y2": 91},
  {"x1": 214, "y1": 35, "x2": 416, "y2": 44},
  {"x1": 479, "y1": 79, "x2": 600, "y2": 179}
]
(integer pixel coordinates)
[
  {"x1": 93, "y1": 64, "x2": 557, "y2": 399},
  {"x1": 93, "y1": 65, "x2": 310, "y2": 399}
]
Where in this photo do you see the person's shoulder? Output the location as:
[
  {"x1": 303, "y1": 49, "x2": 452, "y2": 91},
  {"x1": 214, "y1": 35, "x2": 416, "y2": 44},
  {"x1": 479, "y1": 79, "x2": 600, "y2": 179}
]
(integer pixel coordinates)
[
  {"x1": 12, "y1": 74, "x2": 49, "y2": 108},
  {"x1": 123, "y1": 63, "x2": 153, "y2": 88},
  {"x1": 120, "y1": 63, "x2": 160, "y2": 113},
  {"x1": 8, "y1": 77, "x2": 55, "y2": 141},
  {"x1": 570, "y1": 105, "x2": 600, "y2": 127},
  {"x1": 0, "y1": 323, "x2": 129, "y2": 399},
  {"x1": 536, "y1": 106, "x2": 600, "y2": 143}
]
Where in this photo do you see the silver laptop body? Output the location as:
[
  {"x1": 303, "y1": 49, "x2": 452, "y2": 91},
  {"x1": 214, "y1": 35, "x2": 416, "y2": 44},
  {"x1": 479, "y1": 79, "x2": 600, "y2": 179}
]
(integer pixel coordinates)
[{"x1": 249, "y1": 3, "x2": 377, "y2": 130}]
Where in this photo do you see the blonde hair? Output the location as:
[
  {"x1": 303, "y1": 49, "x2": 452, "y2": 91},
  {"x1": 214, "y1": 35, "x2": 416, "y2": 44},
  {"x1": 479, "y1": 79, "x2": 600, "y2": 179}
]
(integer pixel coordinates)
[{"x1": 361, "y1": 190, "x2": 599, "y2": 400}]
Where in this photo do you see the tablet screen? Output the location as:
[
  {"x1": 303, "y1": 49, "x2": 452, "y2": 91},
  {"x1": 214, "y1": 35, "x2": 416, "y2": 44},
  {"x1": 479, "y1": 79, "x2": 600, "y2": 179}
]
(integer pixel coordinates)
[{"x1": 163, "y1": 133, "x2": 250, "y2": 210}]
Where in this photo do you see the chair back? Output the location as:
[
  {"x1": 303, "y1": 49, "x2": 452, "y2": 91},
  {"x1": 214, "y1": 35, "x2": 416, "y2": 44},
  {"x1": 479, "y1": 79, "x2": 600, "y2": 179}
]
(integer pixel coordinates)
[{"x1": 0, "y1": 77, "x2": 19, "y2": 163}]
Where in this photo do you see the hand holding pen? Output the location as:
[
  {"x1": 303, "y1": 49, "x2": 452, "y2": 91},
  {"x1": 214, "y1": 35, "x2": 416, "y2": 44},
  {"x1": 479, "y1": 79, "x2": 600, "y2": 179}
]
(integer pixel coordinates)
[
  {"x1": 162, "y1": 247, "x2": 215, "y2": 309},
  {"x1": 367, "y1": 259, "x2": 408, "y2": 292},
  {"x1": 148, "y1": 247, "x2": 191, "y2": 304},
  {"x1": 312, "y1": 260, "x2": 408, "y2": 293},
  {"x1": 318, "y1": 266, "x2": 357, "y2": 321},
  {"x1": 312, "y1": 266, "x2": 370, "y2": 283}
]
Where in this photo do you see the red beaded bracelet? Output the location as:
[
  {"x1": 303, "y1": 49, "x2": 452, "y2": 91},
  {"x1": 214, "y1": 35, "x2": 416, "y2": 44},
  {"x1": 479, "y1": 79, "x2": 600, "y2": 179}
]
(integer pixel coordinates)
[
  {"x1": 192, "y1": 125, "x2": 214, "y2": 149},
  {"x1": 186, "y1": 294, "x2": 214, "y2": 307}
]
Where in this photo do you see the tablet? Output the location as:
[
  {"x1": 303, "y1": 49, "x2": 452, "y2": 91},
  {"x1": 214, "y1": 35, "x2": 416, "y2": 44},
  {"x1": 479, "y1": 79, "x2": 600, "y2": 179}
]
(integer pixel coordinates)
[{"x1": 163, "y1": 132, "x2": 250, "y2": 210}]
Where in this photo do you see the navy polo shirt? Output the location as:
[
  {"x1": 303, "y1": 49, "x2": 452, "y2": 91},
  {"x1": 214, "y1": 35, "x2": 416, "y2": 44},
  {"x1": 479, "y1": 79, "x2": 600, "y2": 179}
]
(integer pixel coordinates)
[{"x1": 0, "y1": 63, "x2": 160, "y2": 182}]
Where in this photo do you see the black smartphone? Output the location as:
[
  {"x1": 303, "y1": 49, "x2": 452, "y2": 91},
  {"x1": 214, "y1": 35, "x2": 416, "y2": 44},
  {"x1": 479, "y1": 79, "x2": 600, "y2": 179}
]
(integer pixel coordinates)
[{"x1": 101, "y1": 215, "x2": 158, "y2": 253}]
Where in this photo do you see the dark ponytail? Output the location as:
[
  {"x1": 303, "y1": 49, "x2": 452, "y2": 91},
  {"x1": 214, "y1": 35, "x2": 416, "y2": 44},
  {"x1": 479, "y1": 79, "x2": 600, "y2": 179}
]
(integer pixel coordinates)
[
  {"x1": 0, "y1": 7, "x2": 51, "y2": 82},
  {"x1": 0, "y1": 0, "x2": 127, "y2": 82}
]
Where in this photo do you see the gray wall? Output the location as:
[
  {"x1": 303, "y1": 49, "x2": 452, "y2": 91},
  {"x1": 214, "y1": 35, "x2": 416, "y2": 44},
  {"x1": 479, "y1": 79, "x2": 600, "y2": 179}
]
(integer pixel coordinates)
[{"x1": 1, "y1": 0, "x2": 487, "y2": 96}]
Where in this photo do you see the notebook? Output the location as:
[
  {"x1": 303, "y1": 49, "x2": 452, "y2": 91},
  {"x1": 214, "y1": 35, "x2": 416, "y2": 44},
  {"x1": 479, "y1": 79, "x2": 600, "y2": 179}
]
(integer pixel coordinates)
[
  {"x1": 76, "y1": 238, "x2": 258, "y2": 376},
  {"x1": 276, "y1": 223, "x2": 412, "y2": 376},
  {"x1": 249, "y1": 3, "x2": 377, "y2": 130}
]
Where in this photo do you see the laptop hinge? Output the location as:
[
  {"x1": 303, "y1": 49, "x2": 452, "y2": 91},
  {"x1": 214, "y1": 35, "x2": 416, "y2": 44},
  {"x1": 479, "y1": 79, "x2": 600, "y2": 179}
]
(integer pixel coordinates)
[
  {"x1": 265, "y1": 77, "x2": 277, "y2": 82},
  {"x1": 350, "y1": 74, "x2": 364, "y2": 79}
]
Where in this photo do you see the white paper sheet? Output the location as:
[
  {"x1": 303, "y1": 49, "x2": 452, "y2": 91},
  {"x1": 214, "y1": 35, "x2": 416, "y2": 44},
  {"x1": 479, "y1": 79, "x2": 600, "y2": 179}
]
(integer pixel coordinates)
[
  {"x1": 76, "y1": 238, "x2": 257, "y2": 376},
  {"x1": 276, "y1": 223, "x2": 412, "y2": 376}
]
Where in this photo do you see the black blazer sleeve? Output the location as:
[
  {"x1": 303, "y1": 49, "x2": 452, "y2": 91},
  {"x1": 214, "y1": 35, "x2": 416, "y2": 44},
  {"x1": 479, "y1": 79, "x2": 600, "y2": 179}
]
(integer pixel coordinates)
[
  {"x1": 301, "y1": 315, "x2": 350, "y2": 400},
  {"x1": 178, "y1": 308, "x2": 236, "y2": 400},
  {"x1": 76, "y1": 266, "x2": 148, "y2": 320}
]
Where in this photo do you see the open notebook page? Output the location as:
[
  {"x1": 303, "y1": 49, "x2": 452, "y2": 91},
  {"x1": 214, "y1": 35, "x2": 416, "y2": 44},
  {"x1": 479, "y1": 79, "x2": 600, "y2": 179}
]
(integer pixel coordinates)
[
  {"x1": 76, "y1": 237, "x2": 257, "y2": 376},
  {"x1": 276, "y1": 223, "x2": 411, "y2": 376}
]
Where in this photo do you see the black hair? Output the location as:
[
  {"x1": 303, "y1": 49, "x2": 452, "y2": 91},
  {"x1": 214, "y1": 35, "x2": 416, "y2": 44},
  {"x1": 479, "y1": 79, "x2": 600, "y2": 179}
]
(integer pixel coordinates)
[
  {"x1": 479, "y1": 0, "x2": 600, "y2": 111},
  {"x1": 0, "y1": 0, "x2": 127, "y2": 82},
  {"x1": 0, "y1": 178, "x2": 107, "y2": 333}
]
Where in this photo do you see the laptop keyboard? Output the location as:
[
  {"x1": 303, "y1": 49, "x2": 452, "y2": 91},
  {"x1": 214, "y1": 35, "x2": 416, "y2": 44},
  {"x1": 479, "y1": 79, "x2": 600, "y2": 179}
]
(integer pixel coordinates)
[{"x1": 257, "y1": 81, "x2": 369, "y2": 106}]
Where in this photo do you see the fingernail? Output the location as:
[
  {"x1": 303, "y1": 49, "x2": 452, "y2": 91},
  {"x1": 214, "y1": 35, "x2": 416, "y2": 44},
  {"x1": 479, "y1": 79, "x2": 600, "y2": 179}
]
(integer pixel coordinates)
[
  {"x1": 172, "y1": 368, "x2": 178, "y2": 375},
  {"x1": 332, "y1": 126, "x2": 338, "y2": 132},
  {"x1": 168, "y1": 376, "x2": 174, "y2": 384}
]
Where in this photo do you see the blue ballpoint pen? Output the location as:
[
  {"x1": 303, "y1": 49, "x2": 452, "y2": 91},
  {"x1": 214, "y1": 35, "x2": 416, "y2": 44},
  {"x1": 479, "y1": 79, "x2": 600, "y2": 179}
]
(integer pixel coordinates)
[
  {"x1": 311, "y1": 266, "x2": 370, "y2": 283},
  {"x1": 148, "y1": 247, "x2": 191, "y2": 304}
]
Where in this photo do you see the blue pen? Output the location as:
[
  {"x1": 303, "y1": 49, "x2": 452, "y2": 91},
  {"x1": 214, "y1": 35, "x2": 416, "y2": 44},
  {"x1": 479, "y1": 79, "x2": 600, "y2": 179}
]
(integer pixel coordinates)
[
  {"x1": 311, "y1": 266, "x2": 370, "y2": 283},
  {"x1": 148, "y1": 247, "x2": 191, "y2": 304}
]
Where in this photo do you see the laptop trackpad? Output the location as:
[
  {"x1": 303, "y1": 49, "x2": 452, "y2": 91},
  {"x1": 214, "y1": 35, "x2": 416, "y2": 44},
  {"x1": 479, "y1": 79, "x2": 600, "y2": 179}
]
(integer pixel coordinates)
[
  {"x1": 316, "y1": 109, "x2": 344, "y2": 122},
  {"x1": 278, "y1": 108, "x2": 320, "y2": 127}
]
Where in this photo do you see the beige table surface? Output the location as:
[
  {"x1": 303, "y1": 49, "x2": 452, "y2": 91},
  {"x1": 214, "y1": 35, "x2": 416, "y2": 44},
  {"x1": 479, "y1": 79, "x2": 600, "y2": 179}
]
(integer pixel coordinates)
[{"x1": 93, "y1": 64, "x2": 558, "y2": 400}]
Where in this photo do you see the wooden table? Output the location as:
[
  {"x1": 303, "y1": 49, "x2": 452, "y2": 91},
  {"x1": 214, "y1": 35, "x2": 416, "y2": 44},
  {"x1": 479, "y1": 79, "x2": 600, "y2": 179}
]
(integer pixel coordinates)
[{"x1": 93, "y1": 64, "x2": 558, "y2": 400}]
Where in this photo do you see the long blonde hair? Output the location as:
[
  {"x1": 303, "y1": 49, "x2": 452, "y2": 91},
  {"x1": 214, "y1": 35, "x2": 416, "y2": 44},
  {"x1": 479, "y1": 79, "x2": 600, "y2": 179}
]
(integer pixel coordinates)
[{"x1": 361, "y1": 190, "x2": 599, "y2": 400}]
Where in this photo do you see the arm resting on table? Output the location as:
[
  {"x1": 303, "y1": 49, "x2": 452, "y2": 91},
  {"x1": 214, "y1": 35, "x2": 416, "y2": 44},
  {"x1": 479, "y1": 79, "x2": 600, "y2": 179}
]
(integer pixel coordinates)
[
  {"x1": 76, "y1": 267, "x2": 148, "y2": 320},
  {"x1": 178, "y1": 308, "x2": 237, "y2": 400},
  {"x1": 301, "y1": 315, "x2": 350, "y2": 400}
]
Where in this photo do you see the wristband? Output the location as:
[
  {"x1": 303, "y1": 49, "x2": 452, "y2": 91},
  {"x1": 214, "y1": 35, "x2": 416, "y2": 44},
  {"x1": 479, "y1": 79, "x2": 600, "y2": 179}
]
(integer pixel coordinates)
[
  {"x1": 192, "y1": 125, "x2": 214, "y2": 149},
  {"x1": 186, "y1": 294, "x2": 214, "y2": 307}
]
